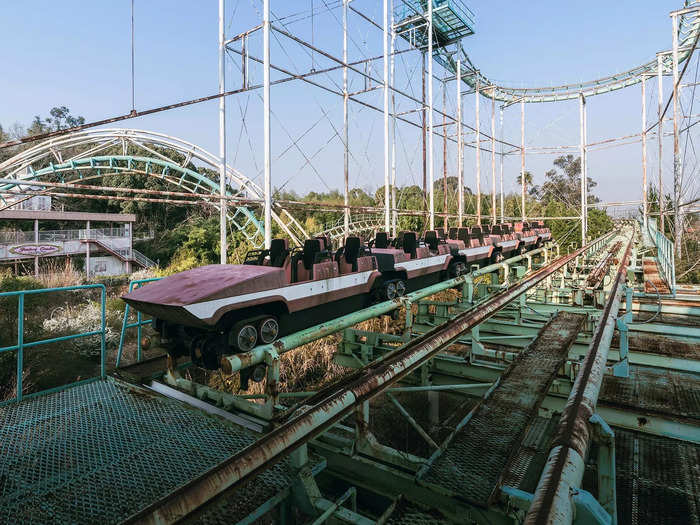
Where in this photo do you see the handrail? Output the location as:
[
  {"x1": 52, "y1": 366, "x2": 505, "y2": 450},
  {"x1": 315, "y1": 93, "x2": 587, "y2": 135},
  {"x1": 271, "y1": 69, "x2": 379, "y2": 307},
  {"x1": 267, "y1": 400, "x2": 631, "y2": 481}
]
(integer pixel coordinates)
[
  {"x1": 116, "y1": 277, "x2": 162, "y2": 367},
  {"x1": 0, "y1": 283, "x2": 106, "y2": 404},
  {"x1": 0, "y1": 227, "x2": 127, "y2": 244},
  {"x1": 646, "y1": 218, "x2": 676, "y2": 294}
]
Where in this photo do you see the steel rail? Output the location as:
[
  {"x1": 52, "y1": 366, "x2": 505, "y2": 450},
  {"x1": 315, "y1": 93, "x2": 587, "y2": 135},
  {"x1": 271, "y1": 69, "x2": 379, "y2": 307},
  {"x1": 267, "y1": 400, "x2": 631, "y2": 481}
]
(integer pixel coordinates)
[
  {"x1": 447, "y1": 2, "x2": 700, "y2": 104},
  {"x1": 123, "y1": 233, "x2": 614, "y2": 525},
  {"x1": 524, "y1": 231, "x2": 634, "y2": 525}
]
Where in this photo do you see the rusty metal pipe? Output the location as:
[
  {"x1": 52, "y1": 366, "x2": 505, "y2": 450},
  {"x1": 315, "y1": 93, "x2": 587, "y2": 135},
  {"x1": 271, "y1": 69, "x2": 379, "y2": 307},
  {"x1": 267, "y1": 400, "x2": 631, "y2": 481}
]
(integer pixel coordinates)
[
  {"x1": 125, "y1": 235, "x2": 614, "y2": 525},
  {"x1": 524, "y1": 231, "x2": 633, "y2": 525}
]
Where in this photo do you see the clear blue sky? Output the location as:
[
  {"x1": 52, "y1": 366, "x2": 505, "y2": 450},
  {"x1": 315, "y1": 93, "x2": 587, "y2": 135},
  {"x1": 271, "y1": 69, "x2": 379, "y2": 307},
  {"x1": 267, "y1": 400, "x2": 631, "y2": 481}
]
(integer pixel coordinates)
[{"x1": 0, "y1": 1, "x2": 685, "y2": 207}]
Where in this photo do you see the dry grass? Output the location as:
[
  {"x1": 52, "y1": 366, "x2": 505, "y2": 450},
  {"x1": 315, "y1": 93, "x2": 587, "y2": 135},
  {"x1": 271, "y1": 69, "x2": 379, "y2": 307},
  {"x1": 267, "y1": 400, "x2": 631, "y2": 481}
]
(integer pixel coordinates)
[
  {"x1": 209, "y1": 312, "x2": 408, "y2": 396},
  {"x1": 0, "y1": 369, "x2": 33, "y2": 402}
]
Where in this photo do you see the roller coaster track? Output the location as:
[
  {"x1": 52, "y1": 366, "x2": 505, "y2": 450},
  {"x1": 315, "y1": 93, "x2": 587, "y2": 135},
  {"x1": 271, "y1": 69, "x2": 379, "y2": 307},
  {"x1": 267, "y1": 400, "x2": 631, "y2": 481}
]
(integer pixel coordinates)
[
  {"x1": 400, "y1": 0, "x2": 700, "y2": 104},
  {"x1": 316, "y1": 213, "x2": 384, "y2": 242},
  {"x1": 0, "y1": 128, "x2": 309, "y2": 248}
]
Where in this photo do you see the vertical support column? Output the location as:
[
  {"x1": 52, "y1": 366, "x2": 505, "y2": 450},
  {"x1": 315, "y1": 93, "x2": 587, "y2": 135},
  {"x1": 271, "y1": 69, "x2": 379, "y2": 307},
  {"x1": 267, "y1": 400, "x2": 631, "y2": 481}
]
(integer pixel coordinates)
[
  {"x1": 442, "y1": 79, "x2": 448, "y2": 231},
  {"x1": 642, "y1": 74, "x2": 648, "y2": 231},
  {"x1": 33, "y1": 219, "x2": 38, "y2": 278},
  {"x1": 475, "y1": 76, "x2": 481, "y2": 225},
  {"x1": 126, "y1": 221, "x2": 132, "y2": 273},
  {"x1": 428, "y1": 391, "x2": 439, "y2": 429},
  {"x1": 579, "y1": 93, "x2": 587, "y2": 245},
  {"x1": 499, "y1": 106, "x2": 504, "y2": 222},
  {"x1": 520, "y1": 99, "x2": 525, "y2": 222},
  {"x1": 383, "y1": 0, "x2": 390, "y2": 232},
  {"x1": 263, "y1": 0, "x2": 272, "y2": 249},
  {"x1": 422, "y1": 51, "x2": 427, "y2": 216},
  {"x1": 456, "y1": 59, "x2": 464, "y2": 227},
  {"x1": 85, "y1": 220, "x2": 90, "y2": 279},
  {"x1": 427, "y1": 1, "x2": 434, "y2": 230},
  {"x1": 671, "y1": 13, "x2": 682, "y2": 259},
  {"x1": 218, "y1": 0, "x2": 228, "y2": 262},
  {"x1": 657, "y1": 53, "x2": 665, "y2": 233},
  {"x1": 343, "y1": 0, "x2": 350, "y2": 239},
  {"x1": 491, "y1": 88, "x2": 497, "y2": 224},
  {"x1": 390, "y1": 0, "x2": 397, "y2": 236}
]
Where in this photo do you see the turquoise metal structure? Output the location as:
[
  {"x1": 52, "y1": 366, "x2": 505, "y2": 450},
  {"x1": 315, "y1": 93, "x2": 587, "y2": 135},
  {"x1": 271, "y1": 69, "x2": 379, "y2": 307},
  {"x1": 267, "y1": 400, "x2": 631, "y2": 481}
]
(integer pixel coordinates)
[
  {"x1": 0, "y1": 128, "x2": 310, "y2": 248},
  {"x1": 0, "y1": 283, "x2": 106, "y2": 404},
  {"x1": 394, "y1": 0, "x2": 700, "y2": 103}
]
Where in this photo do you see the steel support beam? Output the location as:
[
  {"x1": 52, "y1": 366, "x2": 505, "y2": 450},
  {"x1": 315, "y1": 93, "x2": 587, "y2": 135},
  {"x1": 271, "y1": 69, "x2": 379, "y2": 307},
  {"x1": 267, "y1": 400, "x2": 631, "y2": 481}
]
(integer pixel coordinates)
[
  {"x1": 658, "y1": 54, "x2": 665, "y2": 233},
  {"x1": 642, "y1": 74, "x2": 648, "y2": 231},
  {"x1": 343, "y1": 0, "x2": 349, "y2": 239},
  {"x1": 218, "y1": 0, "x2": 227, "y2": 263},
  {"x1": 672, "y1": 13, "x2": 682, "y2": 259},
  {"x1": 476, "y1": 77, "x2": 481, "y2": 225},
  {"x1": 428, "y1": 1, "x2": 434, "y2": 230},
  {"x1": 491, "y1": 88, "x2": 497, "y2": 224},
  {"x1": 457, "y1": 59, "x2": 464, "y2": 227},
  {"x1": 263, "y1": 0, "x2": 272, "y2": 249},
  {"x1": 579, "y1": 93, "x2": 588, "y2": 245},
  {"x1": 383, "y1": 0, "x2": 390, "y2": 232},
  {"x1": 521, "y1": 99, "x2": 526, "y2": 222}
]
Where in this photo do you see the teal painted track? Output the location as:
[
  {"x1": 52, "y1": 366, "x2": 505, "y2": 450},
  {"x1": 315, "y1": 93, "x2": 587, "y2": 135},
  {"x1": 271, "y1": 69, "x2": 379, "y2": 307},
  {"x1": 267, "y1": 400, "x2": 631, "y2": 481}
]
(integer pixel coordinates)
[
  {"x1": 396, "y1": 0, "x2": 700, "y2": 103},
  {"x1": 0, "y1": 154, "x2": 265, "y2": 247}
]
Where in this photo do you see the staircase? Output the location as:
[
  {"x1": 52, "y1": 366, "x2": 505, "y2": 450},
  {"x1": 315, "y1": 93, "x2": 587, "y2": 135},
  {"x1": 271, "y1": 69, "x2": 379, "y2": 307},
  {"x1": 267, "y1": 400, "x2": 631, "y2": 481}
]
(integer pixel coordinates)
[{"x1": 81, "y1": 231, "x2": 157, "y2": 269}]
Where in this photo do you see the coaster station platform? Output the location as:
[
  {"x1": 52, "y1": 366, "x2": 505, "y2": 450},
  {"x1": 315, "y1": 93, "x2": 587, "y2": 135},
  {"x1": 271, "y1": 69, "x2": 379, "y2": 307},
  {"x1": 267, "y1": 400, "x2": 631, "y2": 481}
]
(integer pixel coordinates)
[{"x1": 1, "y1": 221, "x2": 698, "y2": 525}]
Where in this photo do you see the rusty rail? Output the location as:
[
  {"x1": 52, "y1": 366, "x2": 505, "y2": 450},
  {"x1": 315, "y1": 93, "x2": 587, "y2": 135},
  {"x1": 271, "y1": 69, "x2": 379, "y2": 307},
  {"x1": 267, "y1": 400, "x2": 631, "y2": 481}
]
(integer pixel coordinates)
[
  {"x1": 123, "y1": 233, "x2": 615, "y2": 525},
  {"x1": 586, "y1": 240, "x2": 622, "y2": 288},
  {"x1": 524, "y1": 231, "x2": 633, "y2": 525}
]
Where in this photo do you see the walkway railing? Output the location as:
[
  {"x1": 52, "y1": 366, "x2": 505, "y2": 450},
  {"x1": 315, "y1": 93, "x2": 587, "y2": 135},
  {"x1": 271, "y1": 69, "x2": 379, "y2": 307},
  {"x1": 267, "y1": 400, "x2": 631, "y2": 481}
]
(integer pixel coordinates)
[
  {"x1": 116, "y1": 277, "x2": 161, "y2": 367},
  {"x1": 647, "y1": 218, "x2": 676, "y2": 294},
  {"x1": 0, "y1": 284, "x2": 106, "y2": 404},
  {"x1": 0, "y1": 227, "x2": 127, "y2": 244}
]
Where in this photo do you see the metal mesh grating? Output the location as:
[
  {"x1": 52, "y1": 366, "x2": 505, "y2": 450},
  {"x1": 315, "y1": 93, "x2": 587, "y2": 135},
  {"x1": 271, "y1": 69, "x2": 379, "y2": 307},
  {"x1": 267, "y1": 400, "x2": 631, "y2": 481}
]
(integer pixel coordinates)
[
  {"x1": 0, "y1": 378, "x2": 303, "y2": 524},
  {"x1": 600, "y1": 365, "x2": 700, "y2": 420},
  {"x1": 615, "y1": 428, "x2": 700, "y2": 525},
  {"x1": 499, "y1": 415, "x2": 559, "y2": 494},
  {"x1": 420, "y1": 312, "x2": 585, "y2": 506}
]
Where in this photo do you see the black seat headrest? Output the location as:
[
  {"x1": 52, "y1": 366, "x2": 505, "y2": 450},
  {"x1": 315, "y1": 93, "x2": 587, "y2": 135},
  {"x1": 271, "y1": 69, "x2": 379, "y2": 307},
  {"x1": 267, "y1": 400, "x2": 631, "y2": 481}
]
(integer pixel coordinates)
[
  {"x1": 269, "y1": 238, "x2": 288, "y2": 267},
  {"x1": 470, "y1": 226, "x2": 484, "y2": 241},
  {"x1": 302, "y1": 239, "x2": 321, "y2": 270},
  {"x1": 424, "y1": 230, "x2": 439, "y2": 251},
  {"x1": 448, "y1": 227, "x2": 458, "y2": 240},
  {"x1": 457, "y1": 227, "x2": 470, "y2": 243},
  {"x1": 344, "y1": 236, "x2": 361, "y2": 266},
  {"x1": 375, "y1": 231, "x2": 389, "y2": 249},
  {"x1": 481, "y1": 224, "x2": 491, "y2": 235},
  {"x1": 502, "y1": 224, "x2": 511, "y2": 234},
  {"x1": 491, "y1": 225, "x2": 502, "y2": 235},
  {"x1": 403, "y1": 232, "x2": 417, "y2": 257}
]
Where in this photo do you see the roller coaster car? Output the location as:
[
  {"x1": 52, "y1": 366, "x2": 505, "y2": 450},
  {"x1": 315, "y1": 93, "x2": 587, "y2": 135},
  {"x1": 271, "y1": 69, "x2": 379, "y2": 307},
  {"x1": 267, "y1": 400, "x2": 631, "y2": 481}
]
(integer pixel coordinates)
[
  {"x1": 371, "y1": 230, "x2": 454, "y2": 291},
  {"x1": 122, "y1": 231, "x2": 457, "y2": 372},
  {"x1": 530, "y1": 220, "x2": 552, "y2": 242},
  {"x1": 487, "y1": 223, "x2": 523, "y2": 258},
  {"x1": 454, "y1": 226, "x2": 496, "y2": 265},
  {"x1": 513, "y1": 221, "x2": 540, "y2": 248}
]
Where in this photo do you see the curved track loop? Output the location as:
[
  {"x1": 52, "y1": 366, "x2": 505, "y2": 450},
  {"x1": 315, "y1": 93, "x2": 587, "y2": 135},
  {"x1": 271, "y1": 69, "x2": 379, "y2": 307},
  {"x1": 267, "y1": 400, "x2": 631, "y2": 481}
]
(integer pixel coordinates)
[
  {"x1": 316, "y1": 213, "x2": 384, "y2": 242},
  {"x1": 444, "y1": 0, "x2": 700, "y2": 103},
  {"x1": 0, "y1": 128, "x2": 309, "y2": 248}
]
